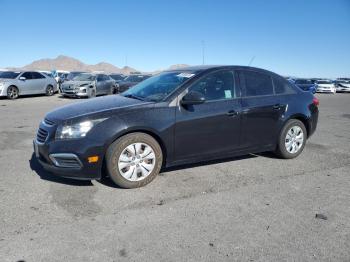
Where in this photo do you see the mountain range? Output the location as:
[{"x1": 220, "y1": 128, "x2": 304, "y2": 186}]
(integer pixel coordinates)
[{"x1": 8, "y1": 55, "x2": 189, "y2": 75}]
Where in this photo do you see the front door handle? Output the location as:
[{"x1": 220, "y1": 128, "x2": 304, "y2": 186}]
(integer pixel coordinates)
[
  {"x1": 273, "y1": 104, "x2": 281, "y2": 110},
  {"x1": 226, "y1": 110, "x2": 239, "y2": 117}
]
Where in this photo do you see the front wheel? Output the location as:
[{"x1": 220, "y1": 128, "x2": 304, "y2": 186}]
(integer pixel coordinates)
[
  {"x1": 105, "y1": 133, "x2": 163, "y2": 188},
  {"x1": 275, "y1": 119, "x2": 307, "y2": 159},
  {"x1": 45, "y1": 85, "x2": 54, "y2": 96},
  {"x1": 7, "y1": 86, "x2": 19, "y2": 99}
]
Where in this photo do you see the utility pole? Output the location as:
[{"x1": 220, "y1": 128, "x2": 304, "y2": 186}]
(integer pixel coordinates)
[{"x1": 201, "y1": 40, "x2": 205, "y2": 65}]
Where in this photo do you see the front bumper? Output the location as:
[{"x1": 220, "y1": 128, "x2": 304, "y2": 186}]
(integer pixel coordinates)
[
  {"x1": 336, "y1": 88, "x2": 350, "y2": 93},
  {"x1": 0, "y1": 86, "x2": 7, "y2": 96},
  {"x1": 62, "y1": 90, "x2": 88, "y2": 97},
  {"x1": 316, "y1": 89, "x2": 335, "y2": 93},
  {"x1": 33, "y1": 121, "x2": 104, "y2": 180}
]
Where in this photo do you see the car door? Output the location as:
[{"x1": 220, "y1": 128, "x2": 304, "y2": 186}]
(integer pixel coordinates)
[
  {"x1": 174, "y1": 69, "x2": 242, "y2": 161},
  {"x1": 238, "y1": 70, "x2": 284, "y2": 149},
  {"x1": 18, "y1": 72, "x2": 35, "y2": 95},
  {"x1": 31, "y1": 72, "x2": 47, "y2": 93}
]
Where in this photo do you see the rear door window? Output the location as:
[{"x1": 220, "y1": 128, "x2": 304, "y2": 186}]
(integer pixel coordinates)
[
  {"x1": 241, "y1": 70, "x2": 274, "y2": 97},
  {"x1": 31, "y1": 72, "x2": 45, "y2": 79}
]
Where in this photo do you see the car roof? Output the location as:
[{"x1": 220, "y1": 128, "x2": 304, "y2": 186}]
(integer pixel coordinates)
[{"x1": 164, "y1": 65, "x2": 281, "y2": 76}]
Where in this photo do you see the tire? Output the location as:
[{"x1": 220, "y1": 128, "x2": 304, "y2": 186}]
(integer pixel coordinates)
[
  {"x1": 88, "y1": 89, "x2": 96, "y2": 98},
  {"x1": 106, "y1": 133, "x2": 163, "y2": 188},
  {"x1": 275, "y1": 119, "x2": 307, "y2": 159},
  {"x1": 45, "y1": 85, "x2": 54, "y2": 96},
  {"x1": 7, "y1": 86, "x2": 19, "y2": 99}
]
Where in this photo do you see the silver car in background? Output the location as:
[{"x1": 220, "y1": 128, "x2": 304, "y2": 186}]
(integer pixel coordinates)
[
  {"x1": 61, "y1": 73, "x2": 116, "y2": 98},
  {"x1": 0, "y1": 71, "x2": 58, "y2": 99}
]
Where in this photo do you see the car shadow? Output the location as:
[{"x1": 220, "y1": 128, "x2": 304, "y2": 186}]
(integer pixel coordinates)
[
  {"x1": 162, "y1": 154, "x2": 259, "y2": 173},
  {"x1": 29, "y1": 153, "x2": 93, "y2": 186},
  {"x1": 29, "y1": 151, "x2": 279, "y2": 188}
]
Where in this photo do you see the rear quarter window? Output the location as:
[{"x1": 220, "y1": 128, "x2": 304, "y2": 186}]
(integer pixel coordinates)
[{"x1": 273, "y1": 77, "x2": 296, "y2": 95}]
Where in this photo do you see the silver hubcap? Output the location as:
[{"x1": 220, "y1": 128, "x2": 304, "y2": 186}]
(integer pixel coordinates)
[
  {"x1": 118, "y1": 142, "x2": 156, "y2": 182},
  {"x1": 8, "y1": 87, "x2": 18, "y2": 98},
  {"x1": 285, "y1": 126, "x2": 304, "y2": 154}
]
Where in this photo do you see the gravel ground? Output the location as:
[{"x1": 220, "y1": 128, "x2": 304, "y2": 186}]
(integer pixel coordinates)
[{"x1": 0, "y1": 93, "x2": 349, "y2": 262}]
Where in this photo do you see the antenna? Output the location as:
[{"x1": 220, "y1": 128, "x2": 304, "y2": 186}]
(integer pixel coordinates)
[
  {"x1": 201, "y1": 40, "x2": 205, "y2": 65},
  {"x1": 248, "y1": 56, "x2": 256, "y2": 66}
]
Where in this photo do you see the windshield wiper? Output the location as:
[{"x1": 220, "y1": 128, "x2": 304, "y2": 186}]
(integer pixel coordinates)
[{"x1": 123, "y1": 94, "x2": 145, "y2": 101}]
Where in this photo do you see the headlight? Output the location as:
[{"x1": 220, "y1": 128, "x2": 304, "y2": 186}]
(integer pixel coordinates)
[
  {"x1": 55, "y1": 118, "x2": 107, "y2": 140},
  {"x1": 79, "y1": 83, "x2": 88, "y2": 87}
]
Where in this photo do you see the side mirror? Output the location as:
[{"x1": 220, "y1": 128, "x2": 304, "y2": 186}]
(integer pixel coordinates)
[
  {"x1": 19, "y1": 76, "x2": 26, "y2": 81},
  {"x1": 181, "y1": 91, "x2": 206, "y2": 106}
]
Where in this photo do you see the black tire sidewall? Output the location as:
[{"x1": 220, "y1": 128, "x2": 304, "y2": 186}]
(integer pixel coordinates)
[
  {"x1": 106, "y1": 133, "x2": 163, "y2": 188},
  {"x1": 277, "y1": 119, "x2": 307, "y2": 159}
]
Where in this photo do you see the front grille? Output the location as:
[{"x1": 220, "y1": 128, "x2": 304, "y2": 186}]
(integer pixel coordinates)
[
  {"x1": 36, "y1": 128, "x2": 48, "y2": 143},
  {"x1": 49, "y1": 154, "x2": 82, "y2": 168},
  {"x1": 44, "y1": 118, "x2": 55, "y2": 126}
]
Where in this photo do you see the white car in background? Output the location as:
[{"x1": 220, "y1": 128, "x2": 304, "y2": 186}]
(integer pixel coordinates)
[
  {"x1": 316, "y1": 80, "x2": 336, "y2": 94},
  {"x1": 0, "y1": 71, "x2": 58, "y2": 99},
  {"x1": 335, "y1": 79, "x2": 350, "y2": 93}
]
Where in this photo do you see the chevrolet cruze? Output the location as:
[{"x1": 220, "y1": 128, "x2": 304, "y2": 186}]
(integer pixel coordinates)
[{"x1": 34, "y1": 66, "x2": 319, "y2": 188}]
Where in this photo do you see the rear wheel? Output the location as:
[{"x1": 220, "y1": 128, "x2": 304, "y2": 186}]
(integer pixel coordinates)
[
  {"x1": 106, "y1": 133, "x2": 163, "y2": 188},
  {"x1": 45, "y1": 85, "x2": 54, "y2": 96},
  {"x1": 7, "y1": 86, "x2": 19, "y2": 99},
  {"x1": 275, "y1": 119, "x2": 306, "y2": 159}
]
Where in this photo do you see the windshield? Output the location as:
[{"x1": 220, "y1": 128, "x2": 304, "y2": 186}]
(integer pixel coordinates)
[
  {"x1": 295, "y1": 79, "x2": 313, "y2": 85},
  {"x1": 0, "y1": 71, "x2": 21, "y2": 79},
  {"x1": 72, "y1": 74, "x2": 96, "y2": 81},
  {"x1": 122, "y1": 71, "x2": 196, "y2": 102},
  {"x1": 66, "y1": 72, "x2": 84, "y2": 80}
]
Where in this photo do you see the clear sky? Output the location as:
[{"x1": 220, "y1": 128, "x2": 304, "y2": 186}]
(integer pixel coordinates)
[{"x1": 0, "y1": 0, "x2": 349, "y2": 77}]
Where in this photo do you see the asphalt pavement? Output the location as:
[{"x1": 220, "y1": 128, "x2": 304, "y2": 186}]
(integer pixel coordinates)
[{"x1": 0, "y1": 93, "x2": 349, "y2": 262}]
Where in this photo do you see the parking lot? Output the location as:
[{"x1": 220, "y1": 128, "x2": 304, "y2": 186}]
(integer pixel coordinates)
[{"x1": 0, "y1": 94, "x2": 349, "y2": 261}]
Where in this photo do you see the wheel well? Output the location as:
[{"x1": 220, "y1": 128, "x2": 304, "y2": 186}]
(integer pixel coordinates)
[
  {"x1": 107, "y1": 130, "x2": 167, "y2": 166},
  {"x1": 8, "y1": 85, "x2": 18, "y2": 90},
  {"x1": 290, "y1": 116, "x2": 310, "y2": 137},
  {"x1": 7, "y1": 85, "x2": 19, "y2": 93}
]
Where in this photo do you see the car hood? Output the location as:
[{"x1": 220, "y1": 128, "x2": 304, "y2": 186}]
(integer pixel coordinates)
[
  {"x1": 46, "y1": 95, "x2": 152, "y2": 122},
  {"x1": 318, "y1": 84, "x2": 334, "y2": 88},
  {"x1": 0, "y1": 79, "x2": 15, "y2": 83},
  {"x1": 296, "y1": 84, "x2": 315, "y2": 88}
]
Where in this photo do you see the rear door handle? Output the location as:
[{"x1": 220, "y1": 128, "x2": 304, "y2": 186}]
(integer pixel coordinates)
[
  {"x1": 273, "y1": 104, "x2": 281, "y2": 110},
  {"x1": 226, "y1": 110, "x2": 239, "y2": 116}
]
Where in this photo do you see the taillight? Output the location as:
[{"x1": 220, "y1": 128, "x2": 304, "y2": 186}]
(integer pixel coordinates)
[{"x1": 313, "y1": 97, "x2": 319, "y2": 106}]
